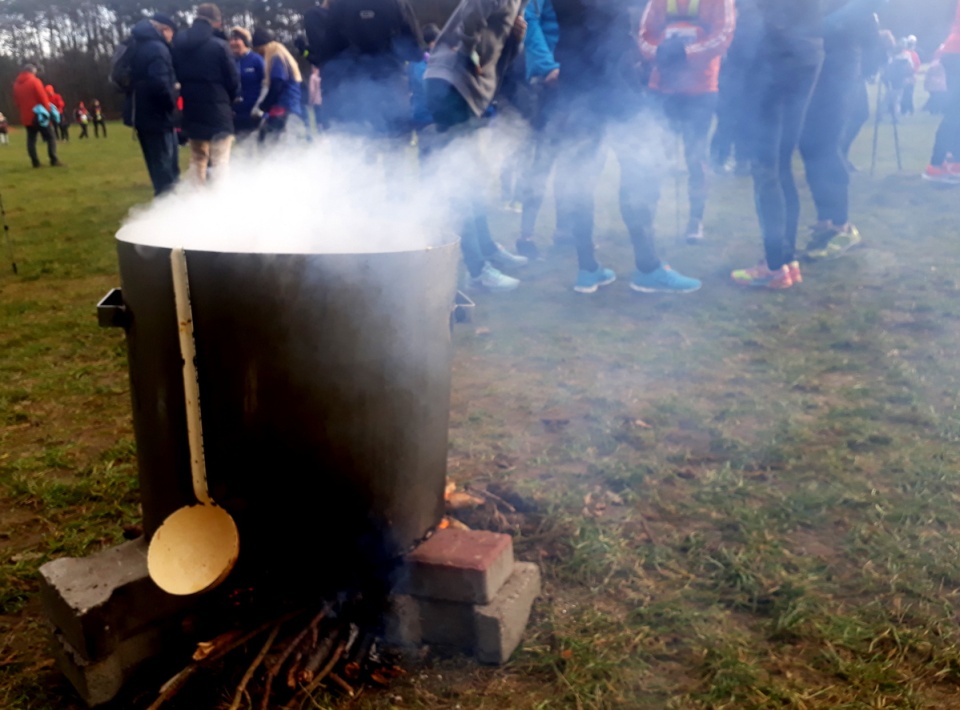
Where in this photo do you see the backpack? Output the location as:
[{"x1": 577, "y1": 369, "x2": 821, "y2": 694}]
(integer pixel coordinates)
[
  {"x1": 884, "y1": 53, "x2": 914, "y2": 89},
  {"x1": 109, "y1": 37, "x2": 136, "y2": 93}
]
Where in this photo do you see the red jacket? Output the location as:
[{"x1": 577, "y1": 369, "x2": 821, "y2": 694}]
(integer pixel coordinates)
[
  {"x1": 639, "y1": 0, "x2": 736, "y2": 95},
  {"x1": 13, "y1": 71, "x2": 53, "y2": 126},
  {"x1": 46, "y1": 85, "x2": 66, "y2": 114},
  {"x1": 943, "y1": 0, "x2": 960, "y2": 54}
]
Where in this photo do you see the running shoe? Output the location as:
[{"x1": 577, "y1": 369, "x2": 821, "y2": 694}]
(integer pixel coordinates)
[
  {"x1": 806, "y1": 225, "x2": 862, "y2": 261},
  {"x1": 574, "y1": 266, "x2": 616, "y2": 294},
  {"x1": 630, "y1": 265, "x2": 702, "y2": 293},
  {"x1": 487, "y1": 243, "x2": 529, "y2": 270},
  {"x1": 731, "y1": 262, "x2": 793, "y2": 289},
  {"x1": 468, "y1": 264, "x2": 520, "y2": 293},
  {"x1": 686, "y1": 219, "x2": 705, "y2": 245}
]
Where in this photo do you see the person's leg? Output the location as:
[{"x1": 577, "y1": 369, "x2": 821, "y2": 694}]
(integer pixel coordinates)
[
  {"x1": 102, "y1": 121, "x2": 108, "y2": 138},
  {"x1": 42, "y1": 124, "x2": 60, "y2": 165},
  {"x1": 842, "y1": 78, "x2": 869, "y2": 162},
  {"x1": 26, "y1": 126, "x2": 40, "y2": 166},
  {"x1": 189, "y1": 139, "x2": 211, "y2": 184},
  {"x1": 209, "y1": 136, "x2": 235, "y2": 180},
  {"x1": 139, "y1": 132, "x2": 177, "y2": 196},
  {"x1": 553, "y1": 123, "x2": 604, "y2": 273},
  {"x1": 931, "y1": 55, "x2": 960, "y2": 166},
  {"x1": 681, "y1": 93, "x2": 718, "y2": 227},
  {"x1": 616, "y1": 147, "x2": 661, "y2": 274}
]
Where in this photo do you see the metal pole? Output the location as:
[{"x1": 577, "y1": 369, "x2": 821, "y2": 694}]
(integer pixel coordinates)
[{"x1": 870, "y1": 80, "x2": 883, "y2": 177}]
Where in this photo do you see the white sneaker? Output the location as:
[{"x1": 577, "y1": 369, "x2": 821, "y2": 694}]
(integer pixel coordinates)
[
  {"x1": 487, "y1": 243, "x2": 529, "y2": 270},
  {"x1": 469, "y1": 263, "x2": 520, "y2": 293}
]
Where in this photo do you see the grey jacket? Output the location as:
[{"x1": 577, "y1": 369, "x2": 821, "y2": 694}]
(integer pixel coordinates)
[{"x1": 424, "y1": 0, "x2": 525, "y2": 117}]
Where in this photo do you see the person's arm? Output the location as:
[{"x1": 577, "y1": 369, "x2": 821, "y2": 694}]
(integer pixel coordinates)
[
  {"x1": 394, "y1": 0, "x2": 426, "y2": 62},
  {"x1": 258, "y1": 57, "x2": 285, "y2": 113},
  {"x1": 823, "y1": 0, "x2": 887, "y2": 34},
  {"x1": 223, "y1": 44, "x2": 241, "y2": 100},
  {"x1": 524, "y1": 1, "x2": 560, "y2": 79},
  {"x1": 456, "y1": 0, "x2": 511, "y2": 61},
  {"x1": 684, "y1": 0, "x2": 736, "y2": 61},
  {"x1": 146, "y1": 51, "x2": 177, "y2": 112},
  {"x1": 33, "y1": 79, "x2": 53, "y2": 113},
  {"x1": 638, "y1": 0, "x2": 667, "y2": 62}
]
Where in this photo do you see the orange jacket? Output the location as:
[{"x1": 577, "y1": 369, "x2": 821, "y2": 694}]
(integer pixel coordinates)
[
  {"x1": 13, "y1": 71, "x2": 53, "y2": 126},
  {"x1": 943, "y1": 0, "x2": 960, "y2": 54},
  {"x1": 638, "y1": 0, "x2": 736, "y2": 95},
  {"x1": 46, "y1": 85, "x2": 66, "y2": 114}
]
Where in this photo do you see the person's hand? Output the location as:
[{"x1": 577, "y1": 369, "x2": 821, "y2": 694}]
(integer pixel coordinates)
[
  {"x1": 544, "y1": 68, "x2": 560, "y2": 85},
  {"x1": 251, "y1": 107, "x2": 264, "y2": 120},
  {"x1": 512, "y1": 15, "x2": 527, "y2": 42}
]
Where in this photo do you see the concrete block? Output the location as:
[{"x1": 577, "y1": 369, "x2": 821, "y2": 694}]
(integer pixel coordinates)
[
  {"x1": 49, "y1": 622, "x2": 187, "y2": 707},
  {"x1": 474, "y1": 562, "x2": 541, "y2": 665},
  {"x1": 39, "y1": 538, "x2": 194, "y2": 662},
  {"x1": 404, "y1": 528, "x2": 514, "y2": 604}
]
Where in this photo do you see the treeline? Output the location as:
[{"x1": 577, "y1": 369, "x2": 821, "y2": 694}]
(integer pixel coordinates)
[{"x1": 0, "y1": 0, "x2": 954, "y2": 124}]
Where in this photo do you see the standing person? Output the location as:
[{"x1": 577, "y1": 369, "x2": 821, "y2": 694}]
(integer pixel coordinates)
[
  {"x1": 710, "y1": 0, "x2": 762, "y2": 175},
  {"x1": 91, "y1": 99, "x2": 107, "y2": 138},
  {"x1": 124, "y1": 13, "x2": 180, "y2": 196},
  {"x1": 408, "y1": 24, "x2": 439, "y2": 134},
  {"x1": 0, "y1": 112, "x2": 9, "y2": 146},
  {"x1": 423, "y1": 0, "x2": 530, "y2": 293},
  {"x1": 638, "y1": 0, "x2": 736, "y2": 244},
  {"x1": 731, "y1": 0, "x2": 824, "y2": 289},
  {"x1": 228, "y1": 27, "x2": 266, "y2": 140},
  {"x1": 172, "y1": 3, "x2": 240, "y2": 185},
  {"x1": 547, "y1": 0, "x2": 702, "y2": 294},
  {"x1": 250, "y1": 28, "x2": 305, "y2": 143},
  {"x1": 798, "y1": 0, "x2": 885, "y2": 262},
  {"x1": 304, "y1": 0, "x2": 423, "y2": 140},
  {"x1": 12, "y1": 63, "x2": 62, "y2": 168},
  {"x1": 75, "y1": 102, "x2": 90, "y2": 138},
  {"x1": 45, "y1": 84, "x2": 66, "y2": 141},
  {"x1": 900, "y1": 35, "x2": 920, "y2": 115},
  {"x1": 308, "y1": 66, "x2": 323, "y2": 134},
  {"x1": 513, "y1": 0, "x2": 562, "y2": 260},
  {"x1": 923, "y1": 0, "x2": 960, "y2": 184}
]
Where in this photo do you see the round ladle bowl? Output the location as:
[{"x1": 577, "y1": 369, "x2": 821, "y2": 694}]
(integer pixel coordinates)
[{"x1": 147, "y1": 248, "x2": 239, "y2": 596}]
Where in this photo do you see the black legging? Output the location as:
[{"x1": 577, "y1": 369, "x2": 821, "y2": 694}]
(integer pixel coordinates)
[
  {"x1": 751, "y1": 52, "x2": 823, "y2": 270},
  {"x1": 93, "y1": 119, "x2": 107, "y2": 138},
  {"x1": 931, "y1": 54, "x2": 960, "y2": 166},
  {"x1": 800, "y1": 49, "x2": 859, "y2": 226}
]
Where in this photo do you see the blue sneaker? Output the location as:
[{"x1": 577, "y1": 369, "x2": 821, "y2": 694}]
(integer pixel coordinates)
[
  {"x1": 574, "y1": 266, "x2": 616, "y2": 294},
  {"x1": 630, "y1": 265, "x2": 701, "y2": 294}
]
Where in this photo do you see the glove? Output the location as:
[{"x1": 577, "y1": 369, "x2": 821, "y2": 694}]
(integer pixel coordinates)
[{"x1": 656, "y1": 37, "x2": 688, "y2": 70}]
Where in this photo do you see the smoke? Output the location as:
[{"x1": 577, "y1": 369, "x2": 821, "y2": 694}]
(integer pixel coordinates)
[{"x1": 117, "y1": 123, "x2": 530, "y2": 256}]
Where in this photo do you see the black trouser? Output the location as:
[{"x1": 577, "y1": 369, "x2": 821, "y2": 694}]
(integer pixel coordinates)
[
  {"x1": 138, "y1": 130, "x2": 179, "y2": 196},
  {"x1": 841, "y1": 78, "x2": 869, "y2": 161},
  {"x1": 711, "y1": 58, "x2": 753, "y2": 167},
  {"x1": 800, "y1": 50, "x2": 858, "y2": 227},
  {"x1": 751, "y1": 55, "x2": 823, "y2": 271},
  {"x1": 660, "y1": 92, "x2": 717, "y2": 224},
  {"x1": 26, "y1": 123, "x2": 58, "y2": 166},
  {"x1": 93, "y1": 119, "x2": 107, "y2": 138},
  {"x1": 60, "y1": 123, "x2": 70, "y2": 142},
  {"x1": 518, "y1": 85, "x2": 562, "y2": 239},
  {"x1": 423, "y1": 79, "x2": 498, "y2": 279},
  {"x1": 931, "y1": 54, "x2": 960, "y2": 166},
  {"x1": 551, "y1": 89, "x2": 661, "y2": 274},
  {"x1": 78, "y1": 123, "x2": 89, "y2": 139}
]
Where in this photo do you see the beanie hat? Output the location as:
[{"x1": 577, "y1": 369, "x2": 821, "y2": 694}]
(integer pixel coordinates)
[
  {"x1": 251, "y1": 26, "x2": 275, "y2": 47},
  {"x1": 151, "y1": 13, "x2": 177, "y2": 30},
  {"x1": 229, "y1": 27, "x2": 252, "y2": 47}
]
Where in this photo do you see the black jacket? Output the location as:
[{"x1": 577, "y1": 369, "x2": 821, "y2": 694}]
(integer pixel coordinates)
[
  {"x1": 172, "y1": 19, "x2": 240, "y2": 141},
  {"x1": 124, "y1": 20, "x2": 178, "y2": 134}
]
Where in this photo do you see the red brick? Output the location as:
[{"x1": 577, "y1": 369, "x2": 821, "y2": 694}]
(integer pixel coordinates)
[{"x1": 403, "y1": 528, "x2": 514, "y2": 604}]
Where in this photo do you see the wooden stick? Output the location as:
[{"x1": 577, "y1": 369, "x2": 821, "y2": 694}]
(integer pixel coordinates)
[
  {"x1": 299, "y1": 625, "x2": 341, "y2": 683},
  {"x1": 145, "y1": 666, "x2": 199, "y2": 710},
  {"x1": 261, "y1": 607, "x2": 328, "y2": 710},
  {"x1": 286, "y1": 639, "x2": 347, "y2": 708},
  {"x1": 328, "y1": 671, "x2": 355, "y2": 697},
  {"x1": 228, "y1": 625, "x2": 280, "y2": 710},
  {"x1": 470, "y1": 486, "x2": 517, "y2": 513}
]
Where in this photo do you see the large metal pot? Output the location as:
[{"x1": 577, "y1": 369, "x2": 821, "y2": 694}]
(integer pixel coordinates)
[{"x1": 100, "y1": 236, "x2": 459, "y2": 593}]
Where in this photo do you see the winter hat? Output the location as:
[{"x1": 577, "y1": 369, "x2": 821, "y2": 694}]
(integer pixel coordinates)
[
  {"x1": 251, "y1": 27, "x2": 275, "y2": 48},
  {"x1": 151, "y1": 13, "x2": 177, "y2": 31},
  {"x1": 230, "y1": 27, "x2": 252, "y2": 47}
]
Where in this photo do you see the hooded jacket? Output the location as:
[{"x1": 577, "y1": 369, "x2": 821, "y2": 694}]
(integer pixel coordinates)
[
  {"x1": 525, "y1": 0, "x2": 561, "y2": 80},
  {"x1": 13, "y1": 71, "x2": 53, "y2": 127},
  {"x1": 124, "y1": 19, "x2": 178, "y2": 133},
  {"x1": 172, "y1": 19, "x2": 240, "y2": 141},
  {"x1": 424, "y1": 0, "x2": 525, "y2": 118},
  {"x1": 638, "y1": 0, "x2": 736, "y2": 94}
]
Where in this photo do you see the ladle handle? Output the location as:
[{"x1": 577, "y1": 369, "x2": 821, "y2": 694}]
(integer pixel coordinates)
[{"x1": 170, "y1": 248, "x2": 212, "y2": 505}]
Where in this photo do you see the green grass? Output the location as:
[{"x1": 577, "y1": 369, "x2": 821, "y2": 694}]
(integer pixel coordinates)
[{"x1": 4, "y1": 107, "x2": 960, "y2": 709}]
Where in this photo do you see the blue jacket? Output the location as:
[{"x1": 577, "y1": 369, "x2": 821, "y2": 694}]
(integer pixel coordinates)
[
  {"x1": 260, "y1": 54, "x2": 304, "y2": 119},
  {"x1": 172, "y1": 19, "x2": 240, "y2": 140},
  {"x1": 408, "y1": 55, "x2": 431, "y2": 127},
  {"x1": 235, "y1": 50, "x2": 265, "y2": 131},
  {"x1": 524, "y1": 0, "x2": 560, "y2": 81},
  {"x1": 123, "y1": 19, "x2": 178, "y2": 134}
]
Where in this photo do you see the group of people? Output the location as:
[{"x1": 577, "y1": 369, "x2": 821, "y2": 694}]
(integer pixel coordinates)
[
  {"x1": 293, "y1": 0, "x2": 959, "y2": 294},
  {"x1": 120, "y1": 3, "x2": 306, "y2": 196},
  {"x1": 7, "y1": 64, "x2": 111, "y2": 168}
]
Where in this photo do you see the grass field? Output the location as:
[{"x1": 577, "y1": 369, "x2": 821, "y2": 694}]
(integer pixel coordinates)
[{"x1": 2, "y1": 108, "x2": 960, "y2": 710}]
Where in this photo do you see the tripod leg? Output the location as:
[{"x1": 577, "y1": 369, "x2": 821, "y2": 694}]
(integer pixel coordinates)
[
  {"x1": 892, "y1": 116, "x2": 902, "y2": 172},
  {"x1": 870, "y1": 83, "x2": 883, "y2": 176}
]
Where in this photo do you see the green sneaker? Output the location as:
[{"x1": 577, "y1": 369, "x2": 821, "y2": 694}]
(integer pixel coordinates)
[{"x1": 806, "y1": 225, "x2": 862, "y2": 261}]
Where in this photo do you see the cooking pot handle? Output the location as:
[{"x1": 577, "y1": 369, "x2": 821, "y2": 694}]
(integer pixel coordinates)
[
  {"x1": 452, "y1": 290, "x2": 474, "y2": 325},
  {"x1": 97, "y1": 288, "x2": 129, "y2": 329}
]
